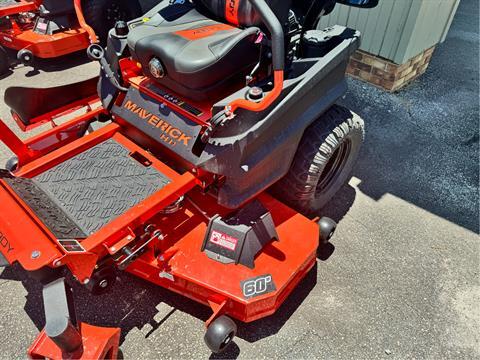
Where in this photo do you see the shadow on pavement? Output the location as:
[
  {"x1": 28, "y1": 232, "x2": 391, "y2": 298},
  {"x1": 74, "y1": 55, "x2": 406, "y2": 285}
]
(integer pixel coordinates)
[
  {"x1": 319, "y1": 183, "x2": 356, "y2": 224},
  {"x1": 338, "y1": 0, "x2": 479, "y2": 233},
  {"x1": 0, "y1": 69, "x2": 13, "y2": 80},
  {"x1": 0, "y1": 262, "x2": 317, "y2": 358},
  {"x1": 341, "y1": 73, "x2": 479, "y2": 234},
  {"x1": 209, "y1": 342, "x2": 240, "y2": 359},
  {"x1": 1, "y1": 50, "x2": 90, "y2": 80}
]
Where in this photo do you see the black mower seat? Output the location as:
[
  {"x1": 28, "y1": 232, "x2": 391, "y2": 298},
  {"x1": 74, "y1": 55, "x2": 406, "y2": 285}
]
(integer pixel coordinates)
[
  {"x1": 128, "y1": 1, "x2": 262, "y2": 100},
  {"x1": 4, "y1": 77, "x2": 98, "y2": 125},
  {"x1": 39, "y1": 0, "x2": 75, "y2": 17}
]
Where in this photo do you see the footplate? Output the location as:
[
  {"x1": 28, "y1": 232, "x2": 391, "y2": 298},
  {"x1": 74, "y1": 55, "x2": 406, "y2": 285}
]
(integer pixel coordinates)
[
  {"x1": 6, "y1": 139, "x2": 171, "y2": 238},
  {"x1": 0, "y1": 126, "x2": 197, "y2": 276},
  {"x1": 4, "y1": 175, "x2": 87, "y2": 239}
]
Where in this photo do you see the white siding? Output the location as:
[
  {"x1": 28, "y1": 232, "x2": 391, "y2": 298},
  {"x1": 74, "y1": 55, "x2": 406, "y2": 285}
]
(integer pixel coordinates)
[{"x1": 317, "y1": 0, "x2": 460, "y2": 64}]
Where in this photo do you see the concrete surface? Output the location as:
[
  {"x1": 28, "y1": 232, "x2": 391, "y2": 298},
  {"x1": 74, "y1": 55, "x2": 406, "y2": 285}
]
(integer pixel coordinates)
[{"x1": 0, "y1": 0, "x2": 478, "y2": 359}]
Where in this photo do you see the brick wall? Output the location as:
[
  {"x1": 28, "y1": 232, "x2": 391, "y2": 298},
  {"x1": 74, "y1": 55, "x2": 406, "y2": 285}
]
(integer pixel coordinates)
[{"x1": 346, "y1": 46, "x2": 436, "y2": 92}]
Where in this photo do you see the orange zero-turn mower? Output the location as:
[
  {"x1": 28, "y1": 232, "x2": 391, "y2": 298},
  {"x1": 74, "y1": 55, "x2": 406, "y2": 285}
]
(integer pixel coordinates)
[
  {"x1": 0, "y1": 0, "x2": 143, "y2": 74},
  {"x1": 0, "y1": 0, "x2": 378, "y2": 357}
]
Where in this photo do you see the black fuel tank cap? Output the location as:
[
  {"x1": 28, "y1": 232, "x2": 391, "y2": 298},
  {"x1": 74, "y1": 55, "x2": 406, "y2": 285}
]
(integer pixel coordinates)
[{"x1": 247, "y1": 87, "x2": 264, "y2": 102}]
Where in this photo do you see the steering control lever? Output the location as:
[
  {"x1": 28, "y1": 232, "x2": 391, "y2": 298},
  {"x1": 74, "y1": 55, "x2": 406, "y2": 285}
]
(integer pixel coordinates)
[
  {"x1": 226, "y1": 0, "x2": 285, "y2": 116},
  {"x1": 87, "y1": 44, "x2": 128, "y2": 92}
]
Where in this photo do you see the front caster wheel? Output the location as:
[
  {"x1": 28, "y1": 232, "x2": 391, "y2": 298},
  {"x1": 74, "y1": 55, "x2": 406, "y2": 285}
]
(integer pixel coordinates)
[
  {"x1": 204, "y1": 315, "x2": 237, "y2": 353},
  {"x1": 319, "y1": 217, "x2": 337, "y2": 245},
  {"x1": 17, "y1": 49, "x2": 34, "y2": 67},
  {"x1": 85, "y1": 267, "x2": 117, "y2": 295},
  {"x1": 5, "y1": 156, "x2": 18, "y2": 173}
]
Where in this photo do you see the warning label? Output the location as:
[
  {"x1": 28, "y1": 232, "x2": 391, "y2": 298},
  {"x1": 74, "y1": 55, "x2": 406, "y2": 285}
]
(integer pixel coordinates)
[{"x1": 209, "y1": 230, "x2": 238, "y2": 251}]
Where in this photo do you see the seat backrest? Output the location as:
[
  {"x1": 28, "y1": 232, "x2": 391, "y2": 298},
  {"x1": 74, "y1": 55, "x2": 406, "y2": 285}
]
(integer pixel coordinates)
[
  {"x1": 40, "y1": 0, "x2": 75, "y2": 16},
  {"x1": 194, "y1": 0, "x2": 292, "y2": 27}
]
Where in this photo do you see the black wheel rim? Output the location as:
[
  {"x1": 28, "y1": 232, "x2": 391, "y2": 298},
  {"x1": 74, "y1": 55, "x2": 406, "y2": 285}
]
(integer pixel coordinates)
[{"x1": 316, "y1": 139, "x2": 352, "y2": 194}]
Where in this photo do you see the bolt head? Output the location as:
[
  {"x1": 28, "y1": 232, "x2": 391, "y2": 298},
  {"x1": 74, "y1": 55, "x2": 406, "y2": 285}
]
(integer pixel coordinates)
[
  {"x1": 53, "y1": 260, "x2": 62, "y2": 267},
  {"x1": 83, "y1": 278, "x2": 90, "y2": 285},
  {"x1": 31, "y1": 250, "x2": 41, "y2": 259},
  {"x1": 99, "y1": 279, "x2": 109, "y2": 288}
]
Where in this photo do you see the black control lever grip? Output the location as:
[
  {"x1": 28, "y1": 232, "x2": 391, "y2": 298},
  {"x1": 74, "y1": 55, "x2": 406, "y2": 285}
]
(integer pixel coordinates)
[{"x1": 87, "y1": 44, "x2": 128, "y2": 92}]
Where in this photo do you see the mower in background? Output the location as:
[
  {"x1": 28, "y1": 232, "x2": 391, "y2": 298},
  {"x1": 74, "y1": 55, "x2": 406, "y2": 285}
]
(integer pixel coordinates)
[{"x1": 0, "y1": 0, "x2": 143, "y2": 74}]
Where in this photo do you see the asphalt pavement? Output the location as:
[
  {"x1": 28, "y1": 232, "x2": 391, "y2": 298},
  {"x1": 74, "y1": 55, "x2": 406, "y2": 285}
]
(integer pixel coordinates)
[{"x1": 0, "y1": 0, "x2": 478, "y2": 358}]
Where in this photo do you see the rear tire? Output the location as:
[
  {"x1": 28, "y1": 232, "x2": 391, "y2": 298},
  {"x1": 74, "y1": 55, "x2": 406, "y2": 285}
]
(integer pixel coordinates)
[
  {"x1": 82, "y1": 0, "x2": 142, "y2": 45},
  {"x1": 272, "y1": 105, "x2": 365, "y2": 215},
  {"x1": 0, "y1": 45, "x2": 9, "y2": 75}
]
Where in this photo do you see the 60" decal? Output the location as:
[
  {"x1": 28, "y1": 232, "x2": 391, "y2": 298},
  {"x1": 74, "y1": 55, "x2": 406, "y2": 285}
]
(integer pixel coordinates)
[{"x1": 241, "y1": 274, "x2": 276, "y2": 299}]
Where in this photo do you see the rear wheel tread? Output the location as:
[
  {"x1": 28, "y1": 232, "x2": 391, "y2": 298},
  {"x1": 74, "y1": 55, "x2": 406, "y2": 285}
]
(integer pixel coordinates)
[{"x1": 272, "y1": 105, "x2": 365, "y2": 214}]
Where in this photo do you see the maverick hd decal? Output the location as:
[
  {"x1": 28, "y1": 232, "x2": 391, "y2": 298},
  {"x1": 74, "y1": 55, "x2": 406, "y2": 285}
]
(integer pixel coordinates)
[{"x1": 112, "y1": 87, "x2": 203, "y2": 158}]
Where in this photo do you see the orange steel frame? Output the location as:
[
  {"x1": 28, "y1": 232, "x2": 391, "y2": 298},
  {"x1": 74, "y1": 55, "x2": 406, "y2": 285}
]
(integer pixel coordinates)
[
  {"x1": 28, "y1": 322, "x2": 120, "y2": 359},
  {"x1": 13, "y1": 94, "x2": 100, "y2": 131},
  {"x1": 0, "y1": 102, "x2": 318, "y2": 323},
  {"x1": 0, "y1": 121, "x2": 199, "y2": 274},
  {"x1": 0, "y1": 57, "x2": 301, "y2": 314},
  {"x1": 0, "y1": 0, "x2": 95, "y2": 60}
]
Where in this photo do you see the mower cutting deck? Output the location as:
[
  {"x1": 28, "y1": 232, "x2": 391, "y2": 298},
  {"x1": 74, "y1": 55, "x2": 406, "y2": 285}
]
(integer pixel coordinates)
[
  {"x1": 0, "y1": 123, "x2": 319, "y2": 354},
  {"x1": 0, "y1": 0, "x2": 378, "y2": 357}
]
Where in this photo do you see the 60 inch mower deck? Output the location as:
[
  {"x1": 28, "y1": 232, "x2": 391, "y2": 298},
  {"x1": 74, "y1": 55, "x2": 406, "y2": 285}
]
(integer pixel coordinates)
[{"x1": 0, "y1": 123, "x2": 318, "y2": 322}]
